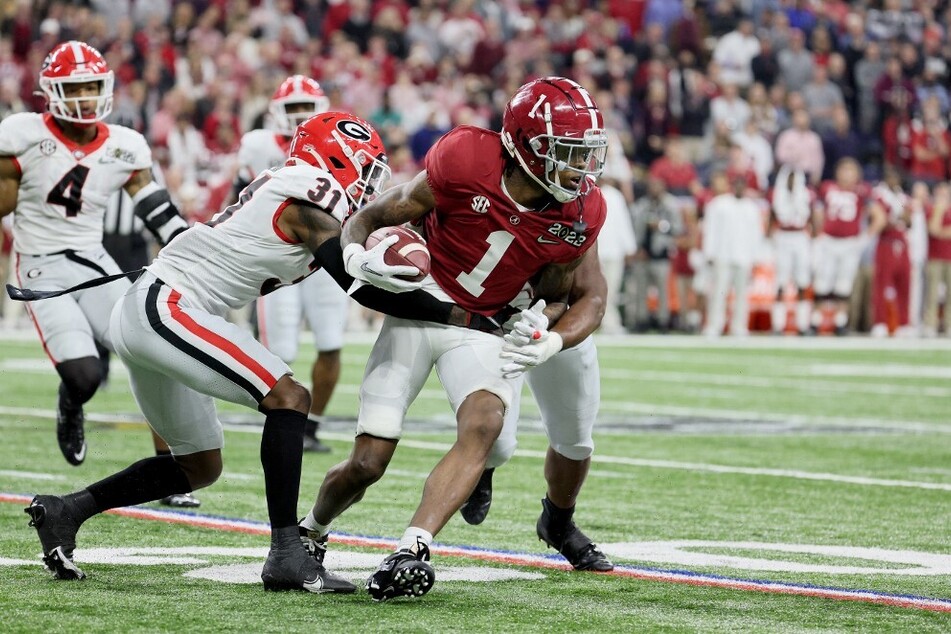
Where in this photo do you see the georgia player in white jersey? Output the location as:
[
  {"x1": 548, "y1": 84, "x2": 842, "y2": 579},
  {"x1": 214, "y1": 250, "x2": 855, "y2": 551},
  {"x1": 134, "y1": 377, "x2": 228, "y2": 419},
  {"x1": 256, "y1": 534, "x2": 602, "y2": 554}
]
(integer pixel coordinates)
[
  {"x1": 769, "y1": 165, "x2": 816, "y2": 335},
  {"x1": 237, "y1": 75, "x2": 347, "y2": 453},
  {"x1": 0, "y1": 42, "x2": 191, "y2": 493}
]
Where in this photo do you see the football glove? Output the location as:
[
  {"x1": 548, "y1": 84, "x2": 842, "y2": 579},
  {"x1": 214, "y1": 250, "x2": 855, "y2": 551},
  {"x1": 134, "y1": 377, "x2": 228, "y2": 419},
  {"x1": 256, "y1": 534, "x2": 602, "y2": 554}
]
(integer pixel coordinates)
[
  {"x1": 503, "y1": 300, "x2": 550, "y2": 346},
  {"x1": 343, "y1": 236, "x2": 422, "y2": 293},
  {"x1": 501, "y1": 301, "x2": 562, "y2": 378}
]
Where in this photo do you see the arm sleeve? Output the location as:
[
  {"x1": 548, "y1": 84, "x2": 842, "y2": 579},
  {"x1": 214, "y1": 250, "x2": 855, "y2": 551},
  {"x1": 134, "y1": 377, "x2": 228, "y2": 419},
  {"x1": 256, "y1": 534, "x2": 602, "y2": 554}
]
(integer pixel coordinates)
[{"x1": 314, "y1": 238, "x2": 453, "y2": 323}]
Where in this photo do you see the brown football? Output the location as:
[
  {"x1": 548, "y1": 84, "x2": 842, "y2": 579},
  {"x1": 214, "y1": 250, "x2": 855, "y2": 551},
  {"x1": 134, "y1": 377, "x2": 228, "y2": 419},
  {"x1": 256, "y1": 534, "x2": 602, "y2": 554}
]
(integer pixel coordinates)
[{"x1": 364, "y1": 226, "x2": 431, "y2": 282}]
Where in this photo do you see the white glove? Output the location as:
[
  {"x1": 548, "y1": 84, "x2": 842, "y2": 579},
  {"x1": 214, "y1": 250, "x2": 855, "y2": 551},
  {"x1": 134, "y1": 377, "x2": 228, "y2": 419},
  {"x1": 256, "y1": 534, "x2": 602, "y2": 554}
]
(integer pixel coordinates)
[
  {"x1": 343, "y1": 236, "x2": 422, "y2": 293},
  {"x1": 503, "y1": 300, "x2": 550, "y2": 346},
  {"x1": 500, "y1": 301, "x2": 563, "y2": 378}
]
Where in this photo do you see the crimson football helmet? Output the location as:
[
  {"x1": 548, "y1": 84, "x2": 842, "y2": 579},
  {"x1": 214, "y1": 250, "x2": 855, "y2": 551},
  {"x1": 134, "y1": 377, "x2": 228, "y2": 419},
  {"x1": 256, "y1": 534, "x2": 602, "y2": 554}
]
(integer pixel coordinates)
[
  {"x1": 269, "y1": 75, "x2": 330, "y2": 136},
  {"x1": 501, "y1": 77, "x2": 608, "y2": 203},
  {"x1": 289, "y1": 112, "x2": 391, "y2": 212},
  {"x1": 39, "y1": 41, "x2": 114, "y2": 124}
]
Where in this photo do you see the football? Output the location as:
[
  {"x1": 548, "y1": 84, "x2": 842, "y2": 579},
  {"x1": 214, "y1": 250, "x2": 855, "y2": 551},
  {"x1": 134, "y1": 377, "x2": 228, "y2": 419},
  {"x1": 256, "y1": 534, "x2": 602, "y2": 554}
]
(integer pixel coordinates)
[{"x1": 364, "y1": 226, "x2": 431, "y2": 282}]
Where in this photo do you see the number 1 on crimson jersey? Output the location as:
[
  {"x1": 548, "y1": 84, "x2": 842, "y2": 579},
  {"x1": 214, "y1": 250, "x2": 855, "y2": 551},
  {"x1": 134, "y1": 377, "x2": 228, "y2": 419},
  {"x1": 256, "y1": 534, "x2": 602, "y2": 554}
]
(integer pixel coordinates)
[{"x1": 455, "y1": 230, "x2": 514, "y2": 298}]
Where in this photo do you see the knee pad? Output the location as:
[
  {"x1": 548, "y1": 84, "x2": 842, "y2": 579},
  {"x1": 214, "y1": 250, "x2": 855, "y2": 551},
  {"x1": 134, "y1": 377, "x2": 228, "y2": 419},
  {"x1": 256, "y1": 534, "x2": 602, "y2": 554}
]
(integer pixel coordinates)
[
  {"x1": 485, "y1": 435, "x2": 517, "y2": 470},
  {"x1": 551, "y1": 442, "x2": 594, "y2": 462}
]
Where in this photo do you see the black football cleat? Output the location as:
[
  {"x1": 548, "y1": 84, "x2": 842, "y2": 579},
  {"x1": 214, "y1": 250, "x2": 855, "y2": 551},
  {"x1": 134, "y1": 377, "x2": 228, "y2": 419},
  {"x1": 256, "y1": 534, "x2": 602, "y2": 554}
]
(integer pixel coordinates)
[
  {"x1": 261, "y1": 542, "x2": 356, "y2": 594},
  {"x1": 366, "y1": 545, "x2": 435, "y2": 602},
  {"x1": 25, "y1": 495, "x2": 86, "y2": 580},
  {"x1": 460, "y1": 468, "x2": 494, "y2": 525},
  {"x1": 159, "y1": 493, "x2": 201, "y2": 508},
  {"x1": 56, "y1": 386, "x2": 87, "y2": 466},
  {"x1": 536, "y1": 499, "x2": 613, "y2": 572}
]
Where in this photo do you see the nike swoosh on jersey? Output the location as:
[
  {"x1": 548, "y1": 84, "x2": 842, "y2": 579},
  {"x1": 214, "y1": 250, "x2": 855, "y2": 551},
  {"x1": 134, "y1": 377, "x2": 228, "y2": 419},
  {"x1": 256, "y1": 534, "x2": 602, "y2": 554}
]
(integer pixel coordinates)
[{"x1": 537, "y1": 236, "x2": 560, "y2": 245}]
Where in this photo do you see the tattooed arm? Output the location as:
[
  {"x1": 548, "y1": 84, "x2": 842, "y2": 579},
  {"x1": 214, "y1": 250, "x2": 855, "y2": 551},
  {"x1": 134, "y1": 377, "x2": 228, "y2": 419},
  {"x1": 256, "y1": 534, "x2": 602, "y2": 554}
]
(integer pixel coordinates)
[{"x1": 340, "y1": 170, "x2": 435, "y2": 248}]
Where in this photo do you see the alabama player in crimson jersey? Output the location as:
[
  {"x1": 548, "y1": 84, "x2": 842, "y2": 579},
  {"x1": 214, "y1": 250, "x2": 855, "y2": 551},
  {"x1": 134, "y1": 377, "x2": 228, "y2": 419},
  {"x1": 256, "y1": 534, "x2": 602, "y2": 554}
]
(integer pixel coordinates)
[
  {"x1": 0, "y1": 41, "x2": 198, "y2": 503},
  {"x1": 298, "y1": 77, "x2": 614, "y2": 602},
  {"x1": 813, "y1": 158, "x2": 885, "y2": 334},
  {"x1": 23, "y1": 111, "x2": 488, "y2": 590},
  {"x1": 869, "y1": 168, "x2": 912, "y2": 336},
  {"x1": 238, "y1": 76, "x2": 345, "y2": 453}
]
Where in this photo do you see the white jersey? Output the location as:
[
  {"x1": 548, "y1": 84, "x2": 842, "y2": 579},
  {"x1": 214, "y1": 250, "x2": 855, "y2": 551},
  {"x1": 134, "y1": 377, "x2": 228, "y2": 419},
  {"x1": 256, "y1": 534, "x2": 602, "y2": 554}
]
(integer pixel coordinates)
[
  {"x1": 147, "y1": 161, "x2": 348, "y2": 316},
  {"x1": 236, "y1": 128, "x2": 291, "y2": 184},
  {"x1": 0, "y1": 112, "x2": 151, "y2": 255}
]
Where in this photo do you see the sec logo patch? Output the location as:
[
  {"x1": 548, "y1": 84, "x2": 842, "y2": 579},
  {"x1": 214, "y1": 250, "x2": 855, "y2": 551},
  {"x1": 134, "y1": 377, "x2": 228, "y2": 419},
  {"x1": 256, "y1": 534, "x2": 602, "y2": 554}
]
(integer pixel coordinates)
[
  {"x1": 39, "y1": 139, "x2": 56, "y2": 156},
  {"x1": 27, "y1": 269, "x2": 42, "y2": 279}
]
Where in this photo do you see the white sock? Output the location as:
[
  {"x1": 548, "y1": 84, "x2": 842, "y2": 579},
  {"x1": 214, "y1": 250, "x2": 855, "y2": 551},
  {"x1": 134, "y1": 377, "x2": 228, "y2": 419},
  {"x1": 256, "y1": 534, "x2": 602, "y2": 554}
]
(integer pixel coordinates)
[
  {"x1": 834, "y1": 310, "x2": 849, "y2": 328},
  {"x1": 795, "y1": 300, "x2": 811, "y2": 333},
  {"x1": 398, "y1": 527, "x2": 433, "y2": 554},
  {"x1": 300, "y1": 510, "x2": 331, "y2": 538},
  {"x1": 771, "y1": 303, "x2": 786, "y2": 333}
]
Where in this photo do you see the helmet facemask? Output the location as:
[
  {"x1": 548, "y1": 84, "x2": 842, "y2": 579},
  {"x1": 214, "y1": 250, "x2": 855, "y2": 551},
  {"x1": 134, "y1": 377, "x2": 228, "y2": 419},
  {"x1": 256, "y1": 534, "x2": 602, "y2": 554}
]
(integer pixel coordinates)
[
  {"x1": 270, "y1": 97, "x2": 329, "y2": 136},
  {"x1": 41, "y1": 74, "x2": 114, "y2": 124},
  {"x1": 532, "y1": 128, "x2": 608, "y2": 202}
]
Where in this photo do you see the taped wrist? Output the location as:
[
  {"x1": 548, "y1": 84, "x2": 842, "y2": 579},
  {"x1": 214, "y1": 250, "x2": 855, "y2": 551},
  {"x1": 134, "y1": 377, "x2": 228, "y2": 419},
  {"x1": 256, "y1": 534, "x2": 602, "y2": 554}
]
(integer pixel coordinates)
[{"x1": 132, "y1": 181, "x2": 188, "y2": 245}]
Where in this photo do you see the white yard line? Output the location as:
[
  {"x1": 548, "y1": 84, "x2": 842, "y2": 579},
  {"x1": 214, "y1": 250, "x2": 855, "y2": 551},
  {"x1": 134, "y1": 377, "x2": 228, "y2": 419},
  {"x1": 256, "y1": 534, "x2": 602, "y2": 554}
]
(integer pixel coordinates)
[
  {"x1": 378, "y1": 439, "x2": 951, "y2": 493},
  {"x1": 601, "y1": 368, "x2": 951, "y2": 398},
  {"x1": 0, "y1": 470, "x2": 66, "y2": 481}
]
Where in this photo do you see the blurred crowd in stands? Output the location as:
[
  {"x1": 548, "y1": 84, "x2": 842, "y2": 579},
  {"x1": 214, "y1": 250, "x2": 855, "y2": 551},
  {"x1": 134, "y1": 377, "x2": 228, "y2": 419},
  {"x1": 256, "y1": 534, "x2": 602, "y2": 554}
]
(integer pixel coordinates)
[{"x1": 2, "y1": 0, "x2": 951, "y2": 337}]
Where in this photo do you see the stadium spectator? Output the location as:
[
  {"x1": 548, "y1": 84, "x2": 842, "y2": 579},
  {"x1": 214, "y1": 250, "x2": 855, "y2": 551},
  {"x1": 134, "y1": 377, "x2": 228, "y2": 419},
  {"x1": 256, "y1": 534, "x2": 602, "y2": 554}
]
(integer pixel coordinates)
[
  {"x1": 925, "y1": 183, "x2": 951, "y2": 337},
  {"x1": 775, "y1": 109, "x2": 824, "y2": 184},
  {"x1": 649, "y1": 138, "x2": 701, "y2": 197},
  {"x1": 667, "y1": 49, "x2": 712, "y2": 163},
  {"x1": 631, "y1": 176, "x2": 683, "y2": 332},
  {"x1": 732, "y1": 118, "x2": 773, "y2": 191},
  {"x1": 777, "y1": 28, "x2": 813, "y2": 93},
  {"x1": 598, "y1": 177, "x2": 638, "y2": 335},
  {"x1": 875, "y1": 57, "x2": 917, "y2": 127},
  {"x1": 632, "y1": 79, "x2": 674, "y2": 166},
  {"x1": 908, "y1": 97, "x2": 951, "y2": 186},
  {"x1": 702, "y1": 172, "x2": 764, "y2": 337},
  {"x1": 747, "y1": 82, "x2": 779, "y2": 140},
  {"x1": 712, "y1": 17, "x2": 760, "y2": 88},
  {"x1": 802, "y1": 65, "x2": 845, "y2": 135},
  {"x1": 821, "y1": 107, "x2": 863, "y2": 182},
  {"x1": 750, "y1": 32, "x2": 780, "y2": 88},
  {"x1": 710, "y1": 81, "x2": 751, "y2": 137}
]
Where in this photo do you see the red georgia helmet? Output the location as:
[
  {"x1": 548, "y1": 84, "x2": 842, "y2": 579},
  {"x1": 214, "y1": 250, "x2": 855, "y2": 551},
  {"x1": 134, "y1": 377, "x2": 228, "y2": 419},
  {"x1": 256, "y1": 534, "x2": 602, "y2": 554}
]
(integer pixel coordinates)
[
  {"x1": 269, "y1": 75, "x2": 330, "y2": 136},
  {"x1": 289, "y1": 112, "x2": 391, "y2": 212},
  {"x1": 39, "y1": 40, "x2": 114, "y2": 124},
  {"x1": 501, "y1": 77, "x2": 608, "y2": 202}
]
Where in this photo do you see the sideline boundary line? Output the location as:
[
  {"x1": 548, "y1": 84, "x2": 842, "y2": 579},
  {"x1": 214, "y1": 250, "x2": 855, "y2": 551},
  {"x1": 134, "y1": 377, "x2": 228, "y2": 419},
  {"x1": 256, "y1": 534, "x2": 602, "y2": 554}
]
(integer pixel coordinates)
[{"x1": 3, "y1": 493, "x2": 949, "y2": 613}]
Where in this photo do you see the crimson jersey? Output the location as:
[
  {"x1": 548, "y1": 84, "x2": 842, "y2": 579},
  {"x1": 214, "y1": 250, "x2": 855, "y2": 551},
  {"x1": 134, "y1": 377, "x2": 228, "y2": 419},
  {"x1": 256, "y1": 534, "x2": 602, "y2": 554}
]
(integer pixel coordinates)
[
  {"x1": 422, "y1": 126, "x2": 606, "y2": 314},
  {"x1": 818, "y1": 181, "x2": 868, "y2": 238},
  {"x1": 871, "y1": 183, "x2": 909, "y2": 243}
]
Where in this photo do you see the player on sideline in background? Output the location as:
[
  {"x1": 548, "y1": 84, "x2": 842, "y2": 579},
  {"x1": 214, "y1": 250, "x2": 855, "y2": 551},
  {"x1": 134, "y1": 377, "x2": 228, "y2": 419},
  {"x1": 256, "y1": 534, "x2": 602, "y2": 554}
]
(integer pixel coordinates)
[
  {"x1": 0, "y1": 41, "x2": 196, "y2": 509},
  {"x1": 298, "y1": 77, "x2": 614, "y2": 602},
  {"x1": 238, "y1": 76, "x2": 345, "y2": 453}
]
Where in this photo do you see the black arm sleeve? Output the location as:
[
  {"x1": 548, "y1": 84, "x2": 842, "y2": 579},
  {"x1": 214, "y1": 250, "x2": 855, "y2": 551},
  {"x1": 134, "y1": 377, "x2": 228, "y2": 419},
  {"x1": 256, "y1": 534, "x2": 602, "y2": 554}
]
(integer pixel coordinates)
[{"x1": 314, "y1": 238, "x2": 464, "y2": 323}]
